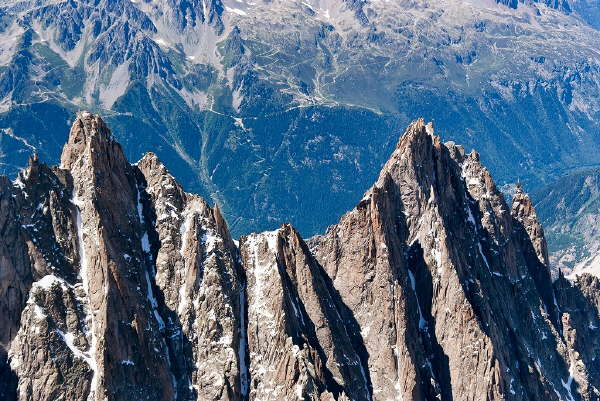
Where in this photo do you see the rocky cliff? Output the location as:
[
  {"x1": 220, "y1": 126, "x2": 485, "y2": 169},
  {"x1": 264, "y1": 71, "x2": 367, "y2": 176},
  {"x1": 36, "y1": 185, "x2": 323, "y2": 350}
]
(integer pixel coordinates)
[{"x1": 1, "y1": 113, "x2": 599, "y2": 401}]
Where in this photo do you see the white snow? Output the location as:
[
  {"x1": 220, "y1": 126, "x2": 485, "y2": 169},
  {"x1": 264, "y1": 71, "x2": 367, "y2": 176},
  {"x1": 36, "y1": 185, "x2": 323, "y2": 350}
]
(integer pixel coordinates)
[
  {"x1": 136, "y1": 186, "x2": 152, "y2": 256},
  {"x1": 431, "y1": 247, "x2": 442, "y2": 269},
  {"x1": 225, "y1": 6, "x2": 248, "y2": 15},
  {"x1": 408, "y1": 269, "x2": 427, "y2": 330},
  {"x1": 427, "y1": 185, "x2": 436, "y2": 204},
  {"x1": 70, "y1": 191, "x2": 99, "y2": 401},
  {"x1": 465, "y1": 205, "x2": 477, "y2": 226},
  {"x1": 560, "y1": 362, "x2": 577, "y2": 401},
  {"x1": 361, "y1": 325, "x2": 371, "y2": 337},
  {"x1": 425, "y1": 122, "x2": 434, "y2": 136},
  {"x1": 141, "y1": 233, "x2": 151, "y2": 253},
  {"x1": 201, "y1": 231, "x2": 220, "y2": 253},
  {"x1": 32, "y1": 305, "x2": 46, "y2": 320},
  {"x1": 477, "y1": 242, "x2": 493, "y2": 275},
  {"x1": 286, "y1": 288, "x2": 305, "y2": 326},
  {"x1": 55, "y1": 329, "x2": 95, "y2": 364},
  {"x1": 145, "y1": 270, "x2": 165, "y2": 330},
  {"x1": 12, "y1": 175, "x2": 25, "y2": 190},
  {"x1": 154, "y1": 38, "x2": 169, "y2": 47},
  {"x1": 34, "y1": 274, "x2": 66, "y2": 290},
  {"x1": 179, "y1": 208, "x2": 194, "y2": 257}
]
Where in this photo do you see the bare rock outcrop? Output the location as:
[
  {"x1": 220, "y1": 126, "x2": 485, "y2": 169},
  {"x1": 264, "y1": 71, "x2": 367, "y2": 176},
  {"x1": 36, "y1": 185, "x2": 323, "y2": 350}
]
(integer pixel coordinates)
[
  {"x1": 3, "y1": 113, "x2": 247, "y2": 401},
  {"x1": 310, "y1": 120, "x2": 591, "y2": 401},
  {"x1": 240, "y1": 224, "x2": 369, "y2": 401},
  {"x1": 511, "y1": 183, "x2": 550, "y2": 266},
  {"x1": 2, "y1": 114, "x2": 600, "y2": 401}
]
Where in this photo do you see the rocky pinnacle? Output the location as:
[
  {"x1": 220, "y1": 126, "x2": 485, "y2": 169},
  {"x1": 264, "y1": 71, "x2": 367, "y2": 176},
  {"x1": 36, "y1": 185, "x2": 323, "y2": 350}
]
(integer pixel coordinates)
[{"x1": 1, "y1": 114, "x2": 599, "y2": 401}]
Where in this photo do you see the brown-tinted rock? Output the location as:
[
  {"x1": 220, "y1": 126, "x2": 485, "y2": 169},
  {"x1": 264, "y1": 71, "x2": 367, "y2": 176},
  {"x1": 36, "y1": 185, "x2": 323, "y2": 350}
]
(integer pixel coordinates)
[
  {"x1": 511, "y1": 183, "x2": 550, "y2": 266},
  {"x1": 136, "y1": 151, "x2": 246, "y2": 400},
  {"x1": 240, "y1": 224, "x2": 370, "y2": 401},
  {"x1": 311, "y1": 119, "x2": 587, "y2": 401},
  {"x1": 3, "y1": 114, "x2": 600, "y2": 401}
]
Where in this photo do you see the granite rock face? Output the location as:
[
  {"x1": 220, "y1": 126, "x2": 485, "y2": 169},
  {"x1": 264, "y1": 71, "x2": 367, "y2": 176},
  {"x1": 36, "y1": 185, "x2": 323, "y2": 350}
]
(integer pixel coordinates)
[
  {"x1": 2, "y1": 113, "x2": 246, "y2": 401},
  {"x1": 240, "y1": 225, "x2": 369, "y2": 401},
  {"x1": 1, "y1": 0, "x2": 600, "y2": 244},
  {"x1": 2, "y1": 114, "x2": 600, "y2": 401}
]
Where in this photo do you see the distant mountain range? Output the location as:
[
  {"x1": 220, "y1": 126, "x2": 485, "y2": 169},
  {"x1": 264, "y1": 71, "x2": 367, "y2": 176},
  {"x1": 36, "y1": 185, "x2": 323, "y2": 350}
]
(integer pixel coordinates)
[{"x1": 0, "y1": 0, "x2": 598, "y2": 256}]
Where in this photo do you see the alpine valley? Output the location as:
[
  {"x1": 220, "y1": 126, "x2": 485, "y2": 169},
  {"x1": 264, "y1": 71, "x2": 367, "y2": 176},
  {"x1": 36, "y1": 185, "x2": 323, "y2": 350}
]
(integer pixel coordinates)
[
  {"x1": 0, "y1": 0, "x2": 599, "y2": 245},
  {"x1": 2, "y1": 112, "x2": 600, "y2": 401}
]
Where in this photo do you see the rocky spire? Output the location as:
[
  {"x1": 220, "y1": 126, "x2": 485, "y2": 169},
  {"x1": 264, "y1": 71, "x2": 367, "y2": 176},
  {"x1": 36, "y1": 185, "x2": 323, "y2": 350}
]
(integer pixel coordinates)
[
  {"x1": 311, "y1": 120, "x2": 584, "y2": 401},
  {"x1": 240, "y1": 224, "x2": 370, "y2": 401},
  {"x1": 136, "y1": 150, "x2": 247, "y2": 400},
  {"x1": 3, "y1": 115, "x2": 600, "y2": 401},
  {"x1": 60, "y1": 112, "x2": 119, "y2": 171},
  {"x1": 511, "y1": 183, "x2": 550, "y2": 266}
]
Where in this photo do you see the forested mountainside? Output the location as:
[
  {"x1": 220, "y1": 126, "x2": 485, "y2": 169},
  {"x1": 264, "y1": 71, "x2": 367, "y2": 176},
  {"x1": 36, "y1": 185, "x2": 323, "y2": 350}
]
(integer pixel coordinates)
[
  {"x1": 0, "y1": 0, "x2": 599, "y2": 240},
  {"x1": 534, "y1": 167, "x2": 600, "y2": 277}
]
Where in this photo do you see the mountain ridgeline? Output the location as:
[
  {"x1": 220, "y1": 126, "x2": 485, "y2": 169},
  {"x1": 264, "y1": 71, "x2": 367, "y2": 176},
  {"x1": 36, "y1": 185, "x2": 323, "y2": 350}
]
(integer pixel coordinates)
[{"x1": 1, "y1": 113, "x2": 600, "y2": 401}]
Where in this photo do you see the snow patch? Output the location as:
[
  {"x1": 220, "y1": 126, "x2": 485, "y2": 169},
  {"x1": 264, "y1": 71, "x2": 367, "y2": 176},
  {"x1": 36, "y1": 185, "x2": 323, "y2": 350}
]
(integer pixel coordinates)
[
  {"x1": 70, "y1": 191, "x2": 99, "y2": 401},
  {"x1": 408, "y1": 269, "x2": 427, "y2": 330},
  {"x1": 154, "y1": 37, "x2": 169, "y2": 47},
  {"x1": 560, "y1": 362, "x2": 577, "y2": 401},
  {"x1": 33, "y1": 274, "x2": 67, "y2": 290},
  {"x1": 225, "y1": 6, "x2": 248, "y2": 15},
  {"x1": 55, "y1": 329, "x2": 94, "y2": 365}
]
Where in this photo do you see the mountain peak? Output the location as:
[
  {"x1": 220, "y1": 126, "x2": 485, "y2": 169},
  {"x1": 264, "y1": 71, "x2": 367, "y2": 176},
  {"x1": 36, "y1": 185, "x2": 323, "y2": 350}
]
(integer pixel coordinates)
[
  {"x1": 4, "y1": 115, "x2": 600, "y2": 401},
  {"x1": 59, "y1": 112, "x2": 117, "y2": 171}
]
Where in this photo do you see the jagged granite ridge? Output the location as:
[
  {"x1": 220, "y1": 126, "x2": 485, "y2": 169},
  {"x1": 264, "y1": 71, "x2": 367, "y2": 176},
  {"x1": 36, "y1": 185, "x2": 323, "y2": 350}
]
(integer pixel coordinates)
[
  {"x1": 1, "y1": 114, "x2": 600, "y2": 401},
  {"x1": 2, "y1": 113, "x2": 246, "y2": 401}
]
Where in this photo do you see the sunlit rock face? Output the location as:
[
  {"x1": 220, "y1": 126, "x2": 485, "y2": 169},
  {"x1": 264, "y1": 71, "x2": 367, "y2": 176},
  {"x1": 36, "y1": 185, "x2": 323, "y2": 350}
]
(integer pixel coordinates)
[{"x1": 2, "y1": 114, "x2": 600, "y2": 401}]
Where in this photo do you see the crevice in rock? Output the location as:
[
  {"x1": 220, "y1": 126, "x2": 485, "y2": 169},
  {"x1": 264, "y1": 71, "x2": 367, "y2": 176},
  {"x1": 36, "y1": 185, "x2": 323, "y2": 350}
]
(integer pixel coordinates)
[
  {"x1": 0, "y1": 349, "x2": 17, "y2": 401},
  {"x1": 406, "y1": 242, "x2": 453, "y2": 401},
  {"x1": 317, "y1": 259, "x2": 374, "y2": 400},
  {"x1": 276, "y1": 254, "x2": 345, "y2": 398}
]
